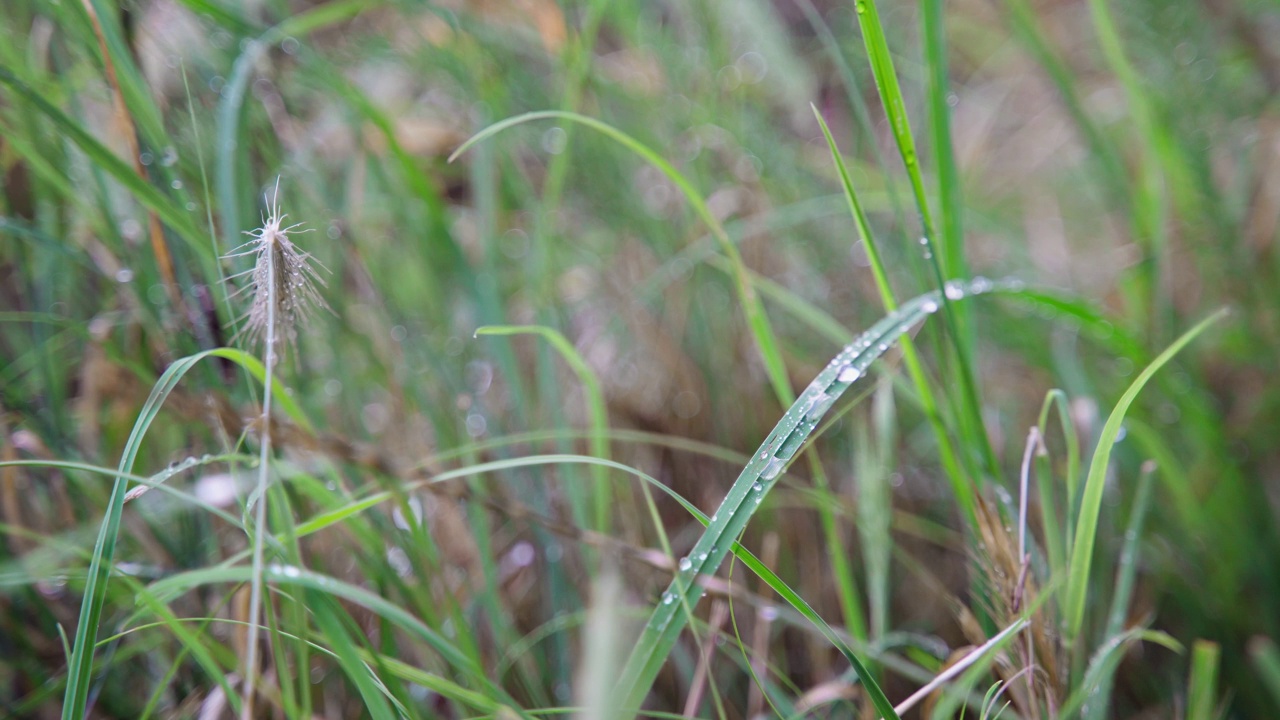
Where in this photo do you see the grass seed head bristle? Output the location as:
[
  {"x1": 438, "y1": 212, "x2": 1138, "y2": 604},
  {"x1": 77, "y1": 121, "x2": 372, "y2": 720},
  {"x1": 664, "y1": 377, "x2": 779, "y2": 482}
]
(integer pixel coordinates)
[{"x1": 225, "y1": 179, "x2": 331, "y2": 363}]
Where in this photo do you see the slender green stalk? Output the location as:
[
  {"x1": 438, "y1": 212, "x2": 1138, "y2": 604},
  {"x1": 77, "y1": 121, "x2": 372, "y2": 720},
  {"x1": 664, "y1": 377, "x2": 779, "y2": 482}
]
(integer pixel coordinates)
[
  {"x1": 851, "y1": 0, "x2": 998, "y2": 481},
  {"x1": 813, "y1": 105, "x2": 976, "y2": 521}
]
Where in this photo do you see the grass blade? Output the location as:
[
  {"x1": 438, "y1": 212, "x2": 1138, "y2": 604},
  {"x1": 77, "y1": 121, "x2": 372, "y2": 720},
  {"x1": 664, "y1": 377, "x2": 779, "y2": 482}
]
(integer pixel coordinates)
[
  {"x1": 476, "y1": 324, "x2": 612, "y2": 534},
  {"x1": 851, "y1": 0, "x2": 997, "y2": 480},
  {"x1": 1188, "y1": 640, "x2": 1222, "y2": 720},
  {"x1": 612, "y1": 281, "x2": 1005, "y2": 718},
  {"x1": 450, "y1": 110, "x2": 794, "y2": 406},
  {"x1": 59, "y1": 347, "x2": 308, "y2": 719},
  {"x1": 813, "y1": 104, "x2": 975, "y2": 520},
  {"x1": 1064, "y1": 309, "x2": 1228, "y2": 644}
]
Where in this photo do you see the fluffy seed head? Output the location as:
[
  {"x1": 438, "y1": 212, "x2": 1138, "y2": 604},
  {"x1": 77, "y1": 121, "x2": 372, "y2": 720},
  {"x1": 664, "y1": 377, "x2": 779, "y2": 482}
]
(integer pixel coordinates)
[{"x1": 224, "y1": 179, "x2": 330, "y2": 362}]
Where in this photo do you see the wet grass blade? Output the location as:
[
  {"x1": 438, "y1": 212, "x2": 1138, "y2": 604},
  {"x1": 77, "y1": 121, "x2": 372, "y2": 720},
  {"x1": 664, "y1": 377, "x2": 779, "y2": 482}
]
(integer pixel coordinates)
[
  {"x1": 612, "y1": 281, "x2": 1004, "y2": 718},
  {"x1": 813, "y1": 105, "x2": 976, "y2": 521}
]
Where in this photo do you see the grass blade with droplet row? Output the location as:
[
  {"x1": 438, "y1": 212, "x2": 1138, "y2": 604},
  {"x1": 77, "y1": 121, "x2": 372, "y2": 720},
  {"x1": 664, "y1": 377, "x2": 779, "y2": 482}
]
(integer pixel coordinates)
[{"x1": 613, "y1": 280, "x2": 1006, "y2": 717}]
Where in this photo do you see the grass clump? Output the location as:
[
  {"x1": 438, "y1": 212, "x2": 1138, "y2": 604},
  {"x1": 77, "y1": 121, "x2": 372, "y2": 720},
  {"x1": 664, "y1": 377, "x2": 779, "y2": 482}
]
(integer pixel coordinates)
[{"x1": 1, "y1": 0, "x2": 1278, "y2": 718}]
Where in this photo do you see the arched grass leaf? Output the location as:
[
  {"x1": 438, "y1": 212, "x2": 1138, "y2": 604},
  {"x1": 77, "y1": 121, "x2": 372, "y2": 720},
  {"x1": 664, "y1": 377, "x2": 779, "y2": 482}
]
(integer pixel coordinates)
[
  {"x1": 450, "y1": 110, "x2": 794, "y2": 408},
  {"x1": 1064, "y1": 309, "x2": 1228, "y2": 645},
  {"x1": 60, "y1": 346, "x2": 314, "y2": 720},
  {"x1": 613, "y1": 280, "x2": 1009, "y2": 718}
]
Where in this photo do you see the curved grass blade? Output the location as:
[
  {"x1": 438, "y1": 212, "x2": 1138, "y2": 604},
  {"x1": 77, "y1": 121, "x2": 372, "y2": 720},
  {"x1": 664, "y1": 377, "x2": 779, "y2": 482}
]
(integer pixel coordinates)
[
  {"x1": 476, "y1": 325, "x2": 611, "y2": 534},
  {"x1": 1064, "y1": 309, "x2": 1228, "y2": 645},
  {"x1": 143, "y1": 564, "x2": 531, "y2": 717},
  {"x1": 1034, "y1": 389, "x2": 1078, "y2": 592},
  {"x1": 449, "y1": 110, "x2": 794, "y2": 407},
  {"x1": 60, "y1": 347, "x2": 312, "y2": 719},
  {"x1": 613, "y1": 280, "x2": 1007, "y2": 717},
  {"x1": 1058, "y1": 628, "x2": 1182, "y2": 717}
]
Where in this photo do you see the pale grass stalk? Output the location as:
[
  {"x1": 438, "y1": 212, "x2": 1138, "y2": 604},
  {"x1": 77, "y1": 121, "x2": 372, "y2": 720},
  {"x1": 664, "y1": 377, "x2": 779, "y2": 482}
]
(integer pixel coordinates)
[
  {"x1": 226, "y1": 180, "x2": 327, "y2": 719},
  {"x1": 240, "y1": 240, "x2": 275, "y2": 720},
  {"x1": 885, "y1": 618, "x2": 1029, "y2": 719}
]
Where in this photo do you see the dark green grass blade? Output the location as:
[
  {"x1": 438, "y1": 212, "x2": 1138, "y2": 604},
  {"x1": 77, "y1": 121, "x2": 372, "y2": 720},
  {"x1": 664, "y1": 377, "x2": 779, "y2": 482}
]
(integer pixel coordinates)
[
  {"x1": 310, "y1": 592, "x2": 400, "y2": 720},
  {"x1": 851, "y1": 0, "x2": 997, "y2": 480}
]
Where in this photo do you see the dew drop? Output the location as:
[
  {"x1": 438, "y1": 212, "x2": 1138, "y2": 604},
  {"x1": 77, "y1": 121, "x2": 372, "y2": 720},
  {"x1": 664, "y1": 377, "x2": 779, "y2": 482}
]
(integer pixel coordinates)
[
  {"x1": 760, "y1": 457, "x2": 783, "y2": 480},
  {"x1": 944, "y1": 281, "x2": 964, "y2": 300},
  {"x1": 662, "y1": 592, "x2": 675, "y2": 605},
  {"x1": 678, "y1": 556, "x2": 692, "y2": 572},
  {"x1": 838, "y1": 366, "x2": 861, "y2": 383}
]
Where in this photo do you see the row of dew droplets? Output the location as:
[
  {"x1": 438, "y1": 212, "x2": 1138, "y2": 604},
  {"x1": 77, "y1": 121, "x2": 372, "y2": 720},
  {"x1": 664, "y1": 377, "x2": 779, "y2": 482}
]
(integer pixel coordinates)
[{"x1": 648, "y1": 277, "x2": 1008, "y2": 620}]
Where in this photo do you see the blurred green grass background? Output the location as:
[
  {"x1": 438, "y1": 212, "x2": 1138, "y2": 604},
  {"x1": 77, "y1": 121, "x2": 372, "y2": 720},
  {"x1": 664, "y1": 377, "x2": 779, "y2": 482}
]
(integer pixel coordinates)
[{"x1": 2, "y1": 0, "x2": 1280, "y2": 717}]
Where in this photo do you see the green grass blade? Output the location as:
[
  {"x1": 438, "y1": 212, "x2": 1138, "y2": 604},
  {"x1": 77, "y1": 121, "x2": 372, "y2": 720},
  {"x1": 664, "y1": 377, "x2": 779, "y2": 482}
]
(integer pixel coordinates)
[
  {"x1": 1086, "y1": 460, "x2": 1157, "y2": 720},
  {"x1": 1059, "y1": 628, "x2": 1183, "y2": 717},
  {"x1": 310, "y1": 592, "x2": 400, "y2": 720},
  {"x1": 450, "y1": 110, "x2": 794, "y2": 406},
  {"x1": 476, "y1": 324, "x2": 612, "y2": 534},
  {"x1": 58, "y1": 347, "x2": 308, "y2": 719},
  {"x1": 612, "y1": 282, "x2": 1004, "y2": 717},
  {"x1": 920, "y1": 0, "x2": 966, "y2": 286},
  {"x1": 1188, "y1": 640, "x2": 1222, "y2": 720},
  {"x1": 1249, "y1": 636, "x2": 1280, "y2": 708},
  {"x1": 1064, "y1": 309, "x2": 1228, "y2": 644},
  {"x1": 813, "y1": 104, "x2": 976, "y2": 520},
  {"x1": 851, "y1": 0, "x2": 997, "y2": 480},
  {"x1": 1034, "y1": 389, "x2": 1077, "y2": 585}
]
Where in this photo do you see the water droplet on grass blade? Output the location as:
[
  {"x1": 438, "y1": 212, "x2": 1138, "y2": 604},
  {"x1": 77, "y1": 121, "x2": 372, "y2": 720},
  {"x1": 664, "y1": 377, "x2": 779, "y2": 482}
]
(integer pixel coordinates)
[
  {"x1": 678, "y1": 556, "x2": 692, "y2": 572},
  {"x1": 761, "y1": 457, "x2": 783, "y2": 480},
  {"x1": 838, "y1": 366, "x2": 861, "y2": 383}
]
